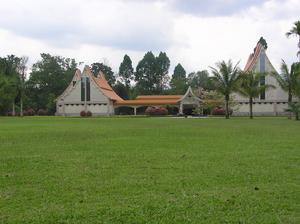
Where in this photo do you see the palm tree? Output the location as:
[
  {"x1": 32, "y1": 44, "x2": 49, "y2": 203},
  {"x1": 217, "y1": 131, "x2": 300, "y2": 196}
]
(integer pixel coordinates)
[
  {"x1": 210, "y1": 60, "x2": 240, "y2": 119},
  {"x1": 272, "y1": 60, "x2": 300, "y2": 119},
  {"x1": 286, "y1": 102, "x2": 300, "y2": 120},
  {"x1": 238, "y1": 71, "x2": 274, "y2": 119},
  {"x1": 286, "y1": 21, "x2": 300, "y2": 61}
]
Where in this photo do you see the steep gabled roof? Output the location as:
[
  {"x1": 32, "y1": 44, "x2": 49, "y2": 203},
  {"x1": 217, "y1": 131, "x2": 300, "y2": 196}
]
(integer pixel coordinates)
[
  {"x1": 244, "y1": 43, "x2": 263, "y2": 72},
  {"x1": 82, "y1": 65, "x2": 124, "y2": 102},
  {"x1": 56, "y1": 69, "x2": 81, "y2": 101},
  {"x1": 92, "y1": 72, "x2": 124, "y2": 102}
]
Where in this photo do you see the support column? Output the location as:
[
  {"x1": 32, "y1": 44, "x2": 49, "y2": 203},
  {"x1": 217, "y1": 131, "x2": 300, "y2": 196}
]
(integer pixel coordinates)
[
  {"x1": 179, "y1": 103, "x2": 183, "y2": 115},
  {"x1": 133, "y1": 106, "x2": 137, "y2": 116},
  {"x1": 62, "y1": 102, "x2": 66, "y2": 116},
  {"x1": 273, "y1": 102, "x2": 278, "y2": 116}
]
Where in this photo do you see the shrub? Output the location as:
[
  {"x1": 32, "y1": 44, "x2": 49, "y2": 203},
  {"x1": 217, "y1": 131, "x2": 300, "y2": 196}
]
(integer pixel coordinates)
[
  {"x1": 25, "y1": 108, "x2": 35, "y2": 116},
  {"x1": 86, "y1": 111, "x2": 92, "y2": 117},
  {"x1": 80, "y1": 111, "x2": 86, "y2": 117},
  {"x1": 37, "y1": 109, "x2": 48, "y2": 116},
  {"x1": 212, "y1": 107, "x2": 233, "y2": 116},
  {"x1": 145, "y1": 106, "x2": 168, "y2": 116}
]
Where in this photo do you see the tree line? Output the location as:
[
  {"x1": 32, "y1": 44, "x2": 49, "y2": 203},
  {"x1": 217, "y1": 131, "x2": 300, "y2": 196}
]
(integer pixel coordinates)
[
  {"x1": 0, "y1": 21, "x2": 300, "y2": 119},
  {"x1": 0, "y1": 51, "x2": 214, "y2": 115}
]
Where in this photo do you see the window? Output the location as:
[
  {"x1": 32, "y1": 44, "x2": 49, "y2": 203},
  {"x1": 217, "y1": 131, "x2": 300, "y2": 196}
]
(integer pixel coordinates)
[
  {"x1": 81, "y1": 77, "x2": 85, "y2": 101},
  {"x1": 86, "y1": 77, "x2": 90, "y2": 101},
  {"x1": 259, "y1": 53, "x2": 266, "y2": 100},
  {"x1": 81, "y1": 77, "x2": 91, "y2": 101}
]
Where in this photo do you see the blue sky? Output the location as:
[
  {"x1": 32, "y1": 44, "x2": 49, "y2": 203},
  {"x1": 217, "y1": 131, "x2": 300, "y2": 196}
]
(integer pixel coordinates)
[{"x1": 0, "y1": 0, "x2": 299, "y2": 74}]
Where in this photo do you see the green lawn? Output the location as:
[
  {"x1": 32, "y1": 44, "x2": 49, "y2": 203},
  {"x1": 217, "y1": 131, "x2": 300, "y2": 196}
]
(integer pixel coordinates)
[{"x1": 0, "y1": 117, "x2": 299, "y2": 223}]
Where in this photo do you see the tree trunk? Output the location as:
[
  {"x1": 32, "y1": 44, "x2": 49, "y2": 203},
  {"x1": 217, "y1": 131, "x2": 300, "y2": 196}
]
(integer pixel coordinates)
[
  {"x1": 20, "y1": 96, "x2": 23, "y2": 117},
  {"x1": 12, "y1": 102, "x2": 15, "y2": 116},
  {"x1": 288, "y1": 90, "x2": 292, "y2": 119},
  {"x1": 225, "y1": 95, "x2": 229, "y2": 119},
  {"x1": 249, "y1": 97, "x2": 253, "y2": 119},
  {"x1": 298, "y1": 36, "x2": 300, "y2": 62},
  {"x1": 296, "y1": 112, "x2": 299, "y2": 121}
]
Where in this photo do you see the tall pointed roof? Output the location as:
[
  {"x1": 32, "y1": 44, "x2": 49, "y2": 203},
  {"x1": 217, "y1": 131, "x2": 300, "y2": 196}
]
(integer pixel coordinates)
[
  {"x1": 92, "y1": 71, "x2": 124, "y2": 102},
  {"x1": 81, "y1": 65, "x2": 123, "y2": 102},
  {"x1": 244, "y1": 43, "x2": 264, "y2": 72}
]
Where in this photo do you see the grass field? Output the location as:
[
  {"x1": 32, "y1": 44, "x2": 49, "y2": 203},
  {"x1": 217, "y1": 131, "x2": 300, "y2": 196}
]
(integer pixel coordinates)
[{"x1": 0, "y1": 117, "x2": 299, "y2": 223}]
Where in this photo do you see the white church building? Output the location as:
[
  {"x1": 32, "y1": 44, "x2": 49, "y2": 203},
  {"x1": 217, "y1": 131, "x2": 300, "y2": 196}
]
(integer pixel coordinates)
[
  {"x1": 56, "y1": 41, "x2": 293, "y2": 116},
  {"x1": 56, "y1": 66, "x2": 124, "y2": 116},
  {"x1": 233, "y1": 42, "x2": 293, "y2": 116}
]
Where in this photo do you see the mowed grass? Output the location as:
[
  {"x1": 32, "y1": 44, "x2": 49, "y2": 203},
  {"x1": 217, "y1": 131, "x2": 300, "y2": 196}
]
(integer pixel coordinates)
[{"x1": 0, "y1": 117, "x2": 299, "y2": 224}]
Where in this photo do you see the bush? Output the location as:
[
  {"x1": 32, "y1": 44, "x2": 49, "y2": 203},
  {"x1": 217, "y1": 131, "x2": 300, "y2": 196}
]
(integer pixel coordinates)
[
  {"x1": 86, "y1": 111, "x2": 92, "y2": 117},
  {"x1": 37, "y1": 109, "x2": 48, "y2": 116},
  {"x1": 212, "y1": 107, "x2": 233, "y2": 116},
  {"x1": 24, "y1": 108, "x2": 35, "y2": 116},
  {"x1": 80, "y1": 111, "x2": 86, "y2": 117},
  {"x1": 145, "y1": 106, "x2": 168, "y2": 116}
]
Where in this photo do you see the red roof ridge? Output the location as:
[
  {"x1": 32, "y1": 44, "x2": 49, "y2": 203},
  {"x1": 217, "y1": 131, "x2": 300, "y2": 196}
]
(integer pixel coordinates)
[{"x1": 244, "y1": 43, "x2": 263, "y2": 72}]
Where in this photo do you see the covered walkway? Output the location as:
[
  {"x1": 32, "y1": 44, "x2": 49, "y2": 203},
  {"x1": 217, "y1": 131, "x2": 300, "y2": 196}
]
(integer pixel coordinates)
[{"x1": 115, "y1": 87, "x2": 201, "y2": 115}]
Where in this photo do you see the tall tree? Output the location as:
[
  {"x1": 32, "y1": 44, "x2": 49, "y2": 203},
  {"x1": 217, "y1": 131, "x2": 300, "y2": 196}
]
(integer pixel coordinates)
[
  {"x1": 0, "y1": 74, "x2": 18, "y2": 114},
  {"x1": 210, "y1": 60, "x2": 240, "y2": 119},
  {"x1": 0, "y1": 55, "x2": 21, "y2": 115},
  {"x1": 118, "y1": 55, "x2": 134, "y2": 89},
  {"x1": 155, "y1": 52, "x2": 170, "y2": 92},
  {"x1": 91, "y1": 62, "x2": 116, "y2": 86},
  {"x1": 238, "y1": 71, "x2": 274, "y2": 119},
  {"x1": 187, "y1": 70, "x2": 214, "y2": 91},
  {"x1": 17, "y1": 56, "x2": 28, "y2": 116},
  {"x1": 135, "y1": 51, "x2": 157, "y2": 95},
  {"x1": 170, "y1": 63, "x2": 187, "y2": 94},
  {"x1": 286, "y1": 21, "x2": 300, "y2": 61},
  {"x1": 26, "y1": 53, "x2": 78, "y2": 114},
  {"x1": 272, "y1": 60, "x2": 300, "y2": 119}
]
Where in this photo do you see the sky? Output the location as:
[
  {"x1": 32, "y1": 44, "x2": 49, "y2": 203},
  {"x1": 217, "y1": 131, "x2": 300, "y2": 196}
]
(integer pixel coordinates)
[{"x1": 0, "y1": 0, "x2": 299, "y2": 75}]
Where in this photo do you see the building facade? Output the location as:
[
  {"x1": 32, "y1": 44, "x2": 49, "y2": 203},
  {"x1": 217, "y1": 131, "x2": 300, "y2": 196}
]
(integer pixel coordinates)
[
  {"x1": 233, "y1": 42, "x2": 292, "y2": 116},
  {"x1": 56, "y1": 66, "x2": 123, "y2": 116}
]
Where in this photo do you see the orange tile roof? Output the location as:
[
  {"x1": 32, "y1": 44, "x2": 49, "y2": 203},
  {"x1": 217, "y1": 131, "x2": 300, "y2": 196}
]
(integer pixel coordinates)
[
  {"x1": 115, "y1": 99, "x2": 180, "y2": 106},
  {"x1": 115, "y1": 94, "x2": 183, "y2": 106},
  {"x1": 136, "y1": 95, "x2": 182, "y2": 100},
  {"x1": 90, "y1": 70, "x2": 124, "y2": 102}
]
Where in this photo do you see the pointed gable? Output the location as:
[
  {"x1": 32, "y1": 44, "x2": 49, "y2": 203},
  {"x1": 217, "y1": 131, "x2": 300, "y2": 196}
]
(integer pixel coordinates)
[
  {"x1": 56, "y1": 69, "x2": 81, "y2": 100},
  {"x1": 244, "y1": 43, "x2": 263, "y2": 72}
]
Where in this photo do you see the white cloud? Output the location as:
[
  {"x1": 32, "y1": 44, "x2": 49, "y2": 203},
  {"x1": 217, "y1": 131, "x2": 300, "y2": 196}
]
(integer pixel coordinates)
[{"x1": 0, "y1": 0, "x2": 299, "y2": 74}]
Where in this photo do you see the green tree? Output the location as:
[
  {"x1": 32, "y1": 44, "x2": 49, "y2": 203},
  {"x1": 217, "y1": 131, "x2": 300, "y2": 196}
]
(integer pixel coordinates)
[
  {"x1": 135, "y1": 51, "x2": 157, "y2": 95},
  {"x1": 210, "y1": 60, "x2": 240, "y2": 119},
  {"x1": 135, "y1": 51, "x2": 170, "y2": 95},
  {"x1": 238, "y1": 71, "x2": 274, "y2": 119},
  {"x1": 155, "y1": 52, "x2": 170, "y2": 92},
  {"x1": 17, "y1": 56, "x2": 28, "y2": 116},
  {"x1": 91, "y1": 62, "x2": 116, "y2": 86},
  {"x1": 272, "y1": 60, "x2": 300, "y2": 118},
  {"x1": 0, "y1": 55, "x2": 21, "y2": 115},
  {"x1": 170, "y1": 63, "x2": 187, "y2": 94},
  {"x1": 26, "y1": 53, "x2": 78, "y2": 114},
  {"x1": 286, "y1": 21, "x2": 300, "y2": 61},
  {"x1": 113, "y1": 81, "x2": 129, "y2": 100},
  {"x1": 187, "y1": 70, "x2": 214, "y2": 91},
  {"x1": 0, "y1": 74, "x2": 18, "y2": 114},
  {"x1": 118, "y1": 55, "x2": 134, "y2": 89},
  {"x1": 286, "y1": 102, "x2": 300, "y2": 120}
]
